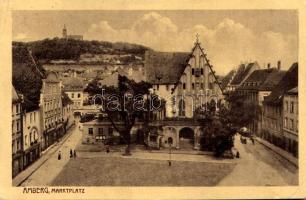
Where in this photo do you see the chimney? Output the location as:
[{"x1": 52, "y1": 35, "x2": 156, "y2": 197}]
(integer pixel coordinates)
[
  {"x1": 277, "y1": 60, "x2": 281, "y2": 70},
  {"x1": 267, "y1": 63, "x2": 271, "y2": 69}
]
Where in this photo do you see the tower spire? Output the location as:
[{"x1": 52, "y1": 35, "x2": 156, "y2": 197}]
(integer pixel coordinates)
[{"x1": 62, "y1": 24, "x2": 67, "y2": 39}]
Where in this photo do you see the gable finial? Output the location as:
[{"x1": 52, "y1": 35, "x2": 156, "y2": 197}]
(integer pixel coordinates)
[{"x1": 196, "y1": 33, "x2": 199, "y2": 43}]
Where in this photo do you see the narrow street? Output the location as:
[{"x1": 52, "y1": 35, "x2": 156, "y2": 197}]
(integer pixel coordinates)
[
  {"x1": 20, "y1": 125, "x2": 82, "y2": 186},
  {"x1": 218, "y1": 134, "x2": 298, "y2": 186}
]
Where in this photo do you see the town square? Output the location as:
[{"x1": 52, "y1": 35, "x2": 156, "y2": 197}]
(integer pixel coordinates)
[{"x1": 11, "y1": 10, "x2": 298, "y2": 187}]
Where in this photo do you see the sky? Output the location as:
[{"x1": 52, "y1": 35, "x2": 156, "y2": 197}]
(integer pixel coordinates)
[{"x1": 13, "y1": 10, "x2": 298, "y2": 75}]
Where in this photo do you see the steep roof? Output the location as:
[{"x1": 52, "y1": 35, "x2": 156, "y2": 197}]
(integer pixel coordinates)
[
  {"x1": 221, "y1": 69, "x2": 236, "y2": 90},
  {"x1": 286, "y1": 86, "x2": 298, "y2": 94},
  {"x1": 264, "y1": 63, "x2": 298, "y2": 105},
  {"x1": 259, "y1": 70, "x2": 286, "y2": 91},
  {"x1": 62, "y1": 77, "x2": 84, "y2": 91},
  {"x1": 145, "y1": 50, "x2": 190, "y2": 85},
  {"x1": 12, "y1": 86, "x2": 20, "y2": 104},
  {"x1": 231, "y1": 62, "x2": 257, "y2": 85},
  {"x1": 239, "y1": 68, "x2": 284, "y2": 91}
]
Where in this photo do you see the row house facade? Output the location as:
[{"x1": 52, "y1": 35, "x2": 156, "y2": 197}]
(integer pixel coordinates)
[
  {"x1": 22, "y1": 109, "x2": 41, "y2": 168},
  {"x1": 40, "y1": 72, "x2": 64, "y2": 150},
  {"x1": 237, "y1": 65, "x2": 286, "y2": 136},
  {"x1": 12, "y1": 86, "x2": 23, "y2": 177},
  {"x1": 62, "y1": 77, "x2": 84, "y2": 110},
  {"x1": 283, "y1": 87, "x2": 298, "y2": 156},
  {"x1": 262, "y1": 63, "x2": 298, "y2": 157}
]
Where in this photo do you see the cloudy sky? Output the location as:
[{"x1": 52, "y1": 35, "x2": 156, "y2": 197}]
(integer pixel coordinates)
[{"x1": 13, "y1": 10, "x2": 298, "y2": 75}]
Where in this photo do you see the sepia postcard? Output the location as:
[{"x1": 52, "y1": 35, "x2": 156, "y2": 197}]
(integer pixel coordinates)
[{"x1": 0, "y1": 0, "x2": 306, "y2": 199}]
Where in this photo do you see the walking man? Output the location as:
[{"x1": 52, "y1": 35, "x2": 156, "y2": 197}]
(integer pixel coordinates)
[
  {"x1": 58, "y1": 151, "x2": 61, "y2": 160},
  {"x1": 70, "y1": 149, "x2": 73, "y2": 158}
]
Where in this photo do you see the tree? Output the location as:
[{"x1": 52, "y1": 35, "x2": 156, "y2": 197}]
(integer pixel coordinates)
[
  {"x1": 87, "y1": 75, "x2": 152, "y2": 155},
  {"x1": 225, "y1": 91, "x2": 261, "y2": 129},
  {"x1": 196, "y1": 100, "x2": 236, "y2": 157}
]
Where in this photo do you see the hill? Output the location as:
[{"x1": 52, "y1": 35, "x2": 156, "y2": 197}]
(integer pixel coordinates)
[{"x1": 12, "y1": 38, "x2": 151, "y2": 62}]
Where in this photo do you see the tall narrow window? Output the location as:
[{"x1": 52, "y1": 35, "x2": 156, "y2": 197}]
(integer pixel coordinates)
[
  {"x1": 192, "y1": 83, "x2": 195, "y2": 90},
  {"x1": 98, "y1": 128, "x2": 103, "y2": 135},
  {"x1": 178, "y1": 99, "x2": 186, "y2": 117},
  {"x1": 88, "y1": 128, "x2": 93, "y2": 135},
  {"x1": 290, "y1": 102, "x2": 294, "y2": 113},
  {"x1": 108, "y1": 127, "x2": 113, "y2": 135},
  {"x1": 201, "y1": 68, "x2": 203, "y2": 75},
  {"x1": 192, "y1": 68, "x2": 195, "y2": 75},
  {"x1": 183, "y1": 83, "x2": 186, "y2": 90}
]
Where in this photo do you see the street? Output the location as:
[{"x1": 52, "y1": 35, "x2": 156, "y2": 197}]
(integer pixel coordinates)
[
  {"x1": 218, "y1": 134, "x2": 298, "y2": 186},
  {"x1": 18, "y1": 129, "x2": 298, "y2": 186},
  {"x1": 19, "y1": 126, "x2": 82, "y2": 186}
]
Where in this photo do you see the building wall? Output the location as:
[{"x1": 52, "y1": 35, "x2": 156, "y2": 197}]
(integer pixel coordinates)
[
  {"x1": 65, "y1": 91, "x2": 84, "y2": 109},
  {"x1": 153, "y1": 44, "x2": 223, "y2": 119},
  {"x1": 22, "y1": 110, "x2": 41, "y2": 150},
  {"x1": 283, "y1": 93, "x2": 298, "y2": 156},
  {"x1": 62, "y1": 103, "x2": 75, "y2": 130},
  {"x1": 40, "y1": 72, "x2": 63, "y2": 150},
  {"x1": 22, "y1": 110, "x2": 41, "y2": 168},
  {"x1": 12, "y1": 102, "x2": 22, "y2": 154},
  {"x1": 12, "y1": 101, "x2": 23, "y2": 177},
  {"x1": 82, "y1": 122, "x2": 120, "y2": 144}
]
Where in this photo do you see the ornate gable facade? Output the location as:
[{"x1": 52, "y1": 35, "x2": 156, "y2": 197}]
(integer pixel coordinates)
[{"x1": 145, "y1": 39, "x2": 223, "y2": 118}]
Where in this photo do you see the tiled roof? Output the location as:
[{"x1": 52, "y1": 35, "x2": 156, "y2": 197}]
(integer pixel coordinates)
[
  {"x1": 145, "y1": 50, "x2": 190, "y2": 85},
  {"x1": 286, "y1": 86, "x2": 298, "y2": 94},
  {"x1": 62, "y1": 77, "x2": 84, "y2": 91},
  {"x1": 231, "y1": 62, "x2": 258, "y2": 85},
  {"x1": 12, "y1": 86, "x2": 20, "y2": 103},
  {"x1": 264, "y1": 63, "x2": 298, "y2": 105},
  {"x1": 259, "y1": 70, "x2": 286, "y2": 91},
  {"x1": 239, "y1": 68, "x2": 284, "y2": 91},
  {"x1": 220, "y1": 69, "x2": 236, "y2": 90}
]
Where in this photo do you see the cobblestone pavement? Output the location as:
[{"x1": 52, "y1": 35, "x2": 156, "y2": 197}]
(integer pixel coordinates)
[
  {"x1": 78, "y1": 151, "x2": 235, "y2": 164},
  {"x1": 218, "y1": 135, "x2": 298, "y2": 186},
  {"x1": 20, "y1": 126, "x2": 82, "y2": 186}
]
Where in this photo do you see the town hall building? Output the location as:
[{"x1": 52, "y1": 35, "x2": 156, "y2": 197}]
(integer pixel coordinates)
[{"x1": 82, "y1": 38, "x2": 224, "y2": 150}]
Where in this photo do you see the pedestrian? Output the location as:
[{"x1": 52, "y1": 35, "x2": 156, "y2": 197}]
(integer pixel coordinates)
[
  {"x1": 236, "y1": 151, "x2": 240, "y2": 158},
  {"x1": 73, "y1": 149, "x2": 77, "y2": 158},
  {"x1": 70, "y1": 149, "x2": 73, "y2": 158},
  {"x1": 251, "y1": 137, "x2": 255, "y2": 145},
  {"x1": 58, "y1": 151, "x2": 61, "y2": 160},
  {"x1": 106, "y1": 146, "x2": 110, "y2": 153}
]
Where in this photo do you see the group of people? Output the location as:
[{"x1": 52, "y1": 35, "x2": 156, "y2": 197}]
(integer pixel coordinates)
[{"x1": 57, "y1": 149, "x2": 77, "y2": 160}]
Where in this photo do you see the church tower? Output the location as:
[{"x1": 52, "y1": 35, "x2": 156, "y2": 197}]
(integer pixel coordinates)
[{"x1": 62, "y1": 24, "x2": 67, "y2": 39}]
